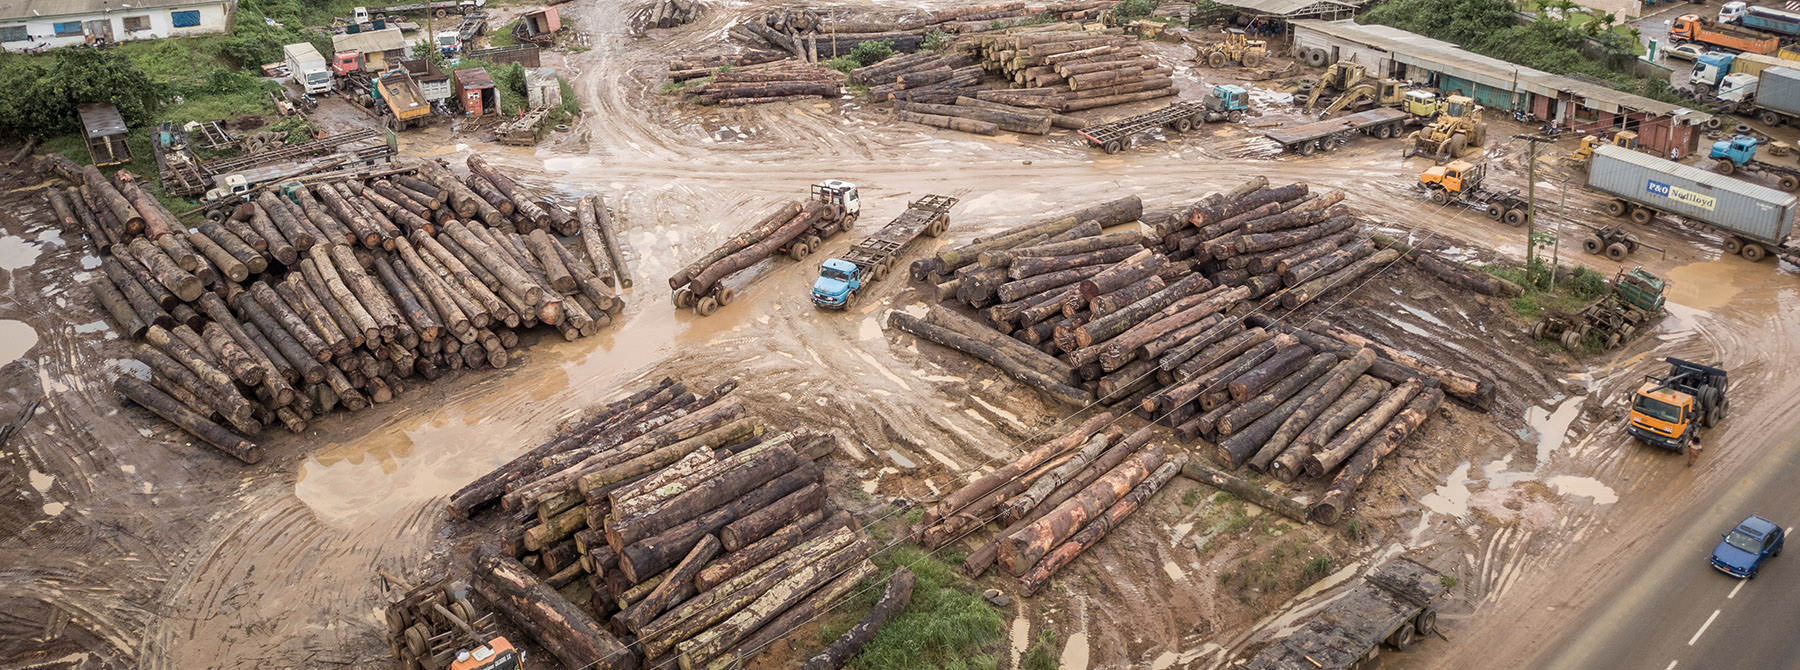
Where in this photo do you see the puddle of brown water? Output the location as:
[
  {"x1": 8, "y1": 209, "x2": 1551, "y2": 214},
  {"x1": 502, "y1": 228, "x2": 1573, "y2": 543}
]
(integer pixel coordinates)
[{"x1": 1662, "y1": 259, "x2": 1756, "y2": 311}]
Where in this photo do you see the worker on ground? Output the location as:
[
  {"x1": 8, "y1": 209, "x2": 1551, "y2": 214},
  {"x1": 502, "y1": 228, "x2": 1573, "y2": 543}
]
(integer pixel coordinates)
[{"x1": 1688, "y1": 432, "x2": 1703, "y2": 467}]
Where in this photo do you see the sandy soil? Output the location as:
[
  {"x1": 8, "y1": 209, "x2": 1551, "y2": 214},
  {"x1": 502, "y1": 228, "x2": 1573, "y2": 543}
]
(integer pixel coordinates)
[{"x1": 4, "y1": 1, "x2": 1799, "y2": 669}]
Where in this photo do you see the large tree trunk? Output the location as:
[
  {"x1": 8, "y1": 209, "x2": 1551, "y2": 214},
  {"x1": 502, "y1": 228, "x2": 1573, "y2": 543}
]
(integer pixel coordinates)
[
  {"x1": 801, "y1": 567, "x2": 917, "y2": 670},
  {"x1": 616, "y1": 460, "x2": 821, "y2": 583},
  {"x1": 702, "y1": 557, "x2": 874, "y2": 670},
  {"x1": 115, "y1": 376, "x2": 261, "y2": 463},
  {"x1": 616, "y1": 534, "x2": 723, "y2": 633},
  {"x1": 1305, "y1": 322, "x2": 1495, "y2": 411},
  {"x1": 1216, "y1": 352, "x2": 1336, "y2": 437},
  {"x1": 1281, "y1": 248, "x2": 1399, "y2": 309},
  {"x1": 1179, "y1": 461, "x2": 1308, "y2": 523},
  {"x1": 696, "y1": 511, "x2": 837, "y2": 591},
  {"x1": 1019, "y1": 458, "x2": 1183, "y2": 594},
  {"x1": 1075, "y1": 274, "x2": 1211, "y2": 348},
  {"x1": 1076, "y1": 249, "x2": 1161, "y2": 300},
  {"x1": 1230, "y1": 349, "x2": 1375, "y2": 470},
  {"x1": 889, "y1": 311, "x2": 1091, "y2": 406},
  {"x1": 670, "y1": 201, "x2": 801, "y2": 289},
  {"x1": 674, "y1": 539, "x2": 874, "y2": 669},
  {"x1": 1304, "y1": 380, "x2": 1426, "y2": 478},
  {"x1": 1309, "y1": 387, "x2": 1444, "y2": 524},
  {"x1": 963, "y1": 425, "x2": 1155, "y2": 577},
  {"x1": 922, "y1": 412, "x2": 1112, "y2": 527},
  {"x1": 1268, "y1": 376, "x2": 1390, "y2": 482},
  {"x1": 996, "y1": 430, "x2": 1117, "y2": 525},
  {"x1": 469, "y1": 544, "x2": 638, "y2": 670},
  {"x1": 999, "y1": 446, "x2": 1165, "y2": 577}
]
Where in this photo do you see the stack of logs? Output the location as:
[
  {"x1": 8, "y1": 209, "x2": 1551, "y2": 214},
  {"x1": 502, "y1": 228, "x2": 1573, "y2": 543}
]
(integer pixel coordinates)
[
  {"x1": 892, "y1": 179, "x2": 1499, "y2": 526},
  {"x1": 850, "y1": 50, "x2": 1091, "y2": 135},
  {"x1": 911, "y1": 415, "x2": 1186, "y2": 594},
  {"x1": 686, "y1": 61, "x2": 845, "y2": 106},
  {"x1": 667, "y1": 196, "x2": 844, "y2": 315},
  {"x1": 45, "y1": 151, "x2": 631, "y2": 463},
  {"x1": 454, "y1": 377, "x2": 872, "y2": 670},
  {"x1": 668, "y1": 51, "x2": 791, "y2": 82},
  {"x1": 638, "y1": 0, "x2": 700, "y2": 30},
  {"x1": 969, "y1": 26, "x2": 1177, "y2": 112}
]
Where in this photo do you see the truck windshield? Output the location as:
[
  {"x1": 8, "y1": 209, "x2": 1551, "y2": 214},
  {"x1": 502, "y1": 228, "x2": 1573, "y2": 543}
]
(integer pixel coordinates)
[
  {"x1": 1633, "y1": 395, "x2": 1682, "y2": 423},
  {"x1": 1725, "y1": 529, "x2": 1763, "y2": 553},
  {"x1": 822, "y1": 267, "x2": 851, "y2": 282}
]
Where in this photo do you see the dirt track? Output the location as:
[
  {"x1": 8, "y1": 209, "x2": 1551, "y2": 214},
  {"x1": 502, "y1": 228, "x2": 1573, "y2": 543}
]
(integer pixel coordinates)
[{"x1": 4, "y1": 1, "x2": 1800, "y2": 668}]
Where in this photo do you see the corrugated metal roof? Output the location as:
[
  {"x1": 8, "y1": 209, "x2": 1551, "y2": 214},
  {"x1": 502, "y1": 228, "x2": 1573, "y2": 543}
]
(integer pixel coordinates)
[
  {"x1": 0, "y1": 0, "x2": 221, "y2": 20},
  {"x1": 332, "y1": 26, "x2": 406, "y2": 54},
  {"x1": 454, "y1": 68, "x2": 493, "y2": 87},
  {"x1": 1291, "y1": 20, "x2": 1712, "y2": 124},
  {"x1": 1209, "y1": 0, "x2": 1358, "y2": 15},
  {"x1": 76, "y1": 103, "x2": 126, "y2": 138}
]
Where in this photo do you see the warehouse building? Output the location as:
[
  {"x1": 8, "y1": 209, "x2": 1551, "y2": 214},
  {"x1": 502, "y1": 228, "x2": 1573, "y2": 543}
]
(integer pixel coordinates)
[
  {"x1": 1290, "y1": 20, "x2": 1711, "y2": 156},
  {"x1": 0, "y1": 0, "x2": 235, "y2": 52}
]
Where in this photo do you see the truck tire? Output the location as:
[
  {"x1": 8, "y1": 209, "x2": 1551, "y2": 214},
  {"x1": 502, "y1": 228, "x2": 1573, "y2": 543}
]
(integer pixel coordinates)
[
  {"x1": 1761, "y1": 110, "x2": 1784, "y2": 126},
  {"x1": 1629, "y1": 207, "x2": 1653, "y2": 225},
  {"x1": 1415, "y1": 608, "x2": 1438, "y2": 636},
  {"x1": 927, "y1": 219, "x2": 948, "y2": 237},
  {"x1": 1103, "y1": 139, "x2": 1123, "y2": 154},
  {"x1": 1485, "y1": 203, "x2": 1504, "y2": 220},
  {"x1": 1715, "y1": 159, "x2": 1736, "y2": 175},
  {"x1": 871, "y1": 264, "x2": 887, "y2": 282},
  {"x1": 1560, "y1": 330, "x2": 1582, "y2": 350},
  {"x1": 717, "y1": 286, "x2": 737, "y2": 306},
  {"x1": 1387, "y1": 623, "x2": 1416, "y2": 651},
  {"x1": 1448, "y1": 133, "x2": 1467, "y2": 158},
  {"x1": 1174, "y1": 118, "x2": 1194, "y2": 132},
  {"x1": 1583, "y1": 236, "x2": 1604, "y2": 254},
  {"x1": 1531, "y1": 320, "x2": 1549, "y2": 340},
  {"x1": 1706, "y1": 404, "x2": 1722, "y2": 428},
  {"x1": 1298, "y1": 141, "x2": 1316, "y2": 156},
  {"x1": 1606, "y1": 331, "x2": 1622, "y2": 349},
  {"x1": 1743, "y1": 242, "x2": 1767, "y2": 261},
  {"x1": 1307, "y1": 49, "x2": 1329, "y2": 67},
  {"x1": 1209, "y1": 51, "x2": 1228, "y2": 68},
  {"x1": 405, "y1": 624, "x2": 429, "y2": 657},
  {"x1": 673, "y1": 286, "x2": 695, "y2": 309},
  {"x1": 1606, "y1": 242, "x2": 1630, "y2": 261},
  {"x1": 695, "y1": 296, "x2": 719, "y2": 316},
  {"x1": 1724, "y1": 237, "x2": 1742, "y2": 254},
  {"x1": 788, "y1": 241, "x2": 811, "y2": 260},
  {"x1": 1780, "y1": 175, "x2": 1799, "y2": 191},
  {"x1": 1429, "y1": 188, "x2": 1449, "y2": 205},
  {"x1": 841, "y1": 213, "x2": 856, "y2": 230},
  {"x1": 1228, "y1": 110, "x2": 1243, "y2": 123},
  {"x1": 1243, "y1": 51, "x2": 1262, "y2": 68},
  {"x1": 1504, "y1": 208, "x2": 1528, "y2": 226},
  {"x1": 805, "y1": 234, "x2": 823, "y2": 250},
  {"x1": 1605, "y1": 199, "x2": 1628, "y2": 217}
]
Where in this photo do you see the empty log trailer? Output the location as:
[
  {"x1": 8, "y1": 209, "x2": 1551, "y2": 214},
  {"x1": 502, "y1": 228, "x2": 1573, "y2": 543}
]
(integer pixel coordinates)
[
  {"x1": 1264, "y1": 107, "x2": 1409, "y2": 156},
  {"x1": 812, "y1": 194, "x2": 957, "y2": 309},
  {"x1": 670, "y1": 181, "x2": 861, "y2": 316},
  {"x1": 1242, "y1": 558, "x2": 1447, "y2": 669}
]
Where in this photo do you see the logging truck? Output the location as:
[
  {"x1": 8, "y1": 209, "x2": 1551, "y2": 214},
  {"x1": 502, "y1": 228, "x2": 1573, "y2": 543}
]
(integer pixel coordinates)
[
  {"x1": 812, "y1": 194, "x2": 957, "y2": 309},
  {"x1": 672, "y1": 181, "x2": 861, "y2": 316},
  {"x1": 1243, "y1": 558, "x2": 1446, "y2": 670},
  {"x1": 1416, "y1": 160, "x2": 1531, "y2": 226},
  {"x1": 1263, "y1": 107, "x2": 1409, "y2": 155},
  {"x1": 379, "y1": 571, "x2": 522, "y2": 670}
]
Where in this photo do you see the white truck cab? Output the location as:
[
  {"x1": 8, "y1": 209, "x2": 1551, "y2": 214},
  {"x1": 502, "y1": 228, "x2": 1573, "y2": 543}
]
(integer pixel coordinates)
[
  {"x1": 1720, "y1": 1, "x2": 1748, "y2": 23},
  {"x1": 814, "y1": 180, "x2": 860, "y2": 220},
  {"x1": 204, "y1": 174, "x2": 250, "y2": 202}
]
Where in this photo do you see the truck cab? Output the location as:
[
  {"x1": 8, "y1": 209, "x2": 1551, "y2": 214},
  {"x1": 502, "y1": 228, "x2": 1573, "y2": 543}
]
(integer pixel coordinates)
[
  {"x1": 1204, "y1": 84, "x2": 1249, "y2": 114},
  {"x1": 1690, "y1": 51, "x2": 1735, "y2": 89},
  {"x1": 1716, "y1": 72, "x2": 1759, "y2": 103},
  {"x1": 1419, "y1": 159, "x2": 1484, "y2": 194},
  {"x1": 436, "y1": 30, "x2": 463, "y2": 57},
  {"x1": 812, "y1": 180, "x2": 860, "y2": 224},
  {"x1": 1720, "y1": 1, "x2": 1748, "y2": 24},
  {"x1": 1710, "y1": 134, "x2": 1760, "y2": 167},
  {"x1": 1400, "y1": 89, "x2": 1442, "y2": 119},
  {"x1": 811, "y1": 258, "x2": 864, "y2": 309},
  {"x1": 1629, "y1": 357, "x2": 1727, "y2": 452},
  {"x1": 333, "y1": 50, "x2": 366, "y2": 77},
  {"x1": 449, "y1": 637, "x2": 523, "y2": 670},
  {"x1": 204, "y1": 174, "x2": 250, "y2": 203}
]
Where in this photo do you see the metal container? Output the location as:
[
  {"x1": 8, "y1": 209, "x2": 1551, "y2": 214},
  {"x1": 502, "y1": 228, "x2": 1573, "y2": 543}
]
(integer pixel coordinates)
[
  {"x1": 1588, "y1": 144, "x2": 1795, "y2": 245},
  {"x1": 1758, "y1": 66, "x2": 1800, "y2": 116}
]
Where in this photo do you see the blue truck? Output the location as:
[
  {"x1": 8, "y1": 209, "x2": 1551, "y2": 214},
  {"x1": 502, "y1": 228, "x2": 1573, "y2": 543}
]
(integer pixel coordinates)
[
  {"x1": 1738, "y1": 4, "x2": 1800, "y2": 36},
  {"x1": 812, "y1": 194, "x2": 957, "y2": 309},
  {"x1": 1708, "y1": 134, "x2": 1800, "y2": 191}
]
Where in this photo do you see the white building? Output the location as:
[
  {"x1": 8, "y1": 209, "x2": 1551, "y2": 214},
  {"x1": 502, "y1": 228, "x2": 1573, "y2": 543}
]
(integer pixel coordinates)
[{"x1": 0, "y1": 0, "x2": 235, "y2": 52}]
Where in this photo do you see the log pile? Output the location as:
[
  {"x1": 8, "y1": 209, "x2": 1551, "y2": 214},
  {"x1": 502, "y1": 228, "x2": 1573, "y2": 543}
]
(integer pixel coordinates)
[
  {"x1": 451, "y1": 376, "x2": 870, "y2": 669},
  {"x1": 686, "y1": 61, "x2": 845, "y2": 106},
  {"x1": 636, "y1": 0, "x2": 700, "y2": 31},
  {"x1": 967, "y1": 25, "x2": 1177, "y2": 112},
  {"x1": 56, "y1": 154, "x2": 628, "y2": 462},
  {"x1": 667, "y1": 193, "x2": 846, "y2": 314},
  {"x1": 891, "y1": 180, "x2": 1500, "y2": 528}
]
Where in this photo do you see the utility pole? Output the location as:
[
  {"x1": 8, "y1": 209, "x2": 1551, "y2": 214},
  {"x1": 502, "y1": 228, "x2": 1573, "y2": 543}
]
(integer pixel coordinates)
[{"x1": 1513, "y1": 133, "x2": 1557, "y2": 274}]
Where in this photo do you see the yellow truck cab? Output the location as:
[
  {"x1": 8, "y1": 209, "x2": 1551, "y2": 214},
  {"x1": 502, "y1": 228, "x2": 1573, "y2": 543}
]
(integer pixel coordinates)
[
  {"x1": 1628, "y1": 357, "x2": 1729, "y2": 452},
  {"x1": 1419, "y1": 160, "x2": 1481, "y2": 193}
]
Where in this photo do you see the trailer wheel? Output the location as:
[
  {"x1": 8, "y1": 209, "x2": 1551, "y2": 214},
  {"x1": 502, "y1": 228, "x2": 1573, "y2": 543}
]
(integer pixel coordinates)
[
  {"x1": 805, "y1": 234, "x2": 823, "y2": 250},
  {"x1": 674, "y1": 286, "x2": 695, "y2": 308},
  {"x1": 1504, "y1": 208, "x2": 1528, "y2": 226},
  {"x1": 927, "y1": 219, "x2": 948, "y2": 237},
  {"x1": 717, "y1": 286, "x2": 737, "y2": 306},
  {"x1": 1762, "y1": 110, "x2": 1784, "y2": 126},
  {"x1": 695, "y1": 296, "x2": 719, "y2": 316},
  {"x1": 452, "y1": 599, "x2": 476, "y2": 627},
  {"x1": 1715, "y1": 158, "x2": 1736, "y2": 175},
  {"x1": 1629, "y1": 207, "x2": 1653, "y2": 225},
  {"x1": 871, "y1": 264, "x2": 887, "y2": 282},
  {"x1": 436, "y1": 8, "x2": 449, "y2": 18},
  {"x1": 1706, "y1": 404, "x2": 1723, "y2": 428},
  {"x1": 1174, "y1": 118, "x2": 1194, "y2": 132},
  {"x1": 1483, "y1": 203, "x2": 1503, "y2": 220},
  {"x1": 1297, "y1": 141, "x2": 1315, "y2": 155},
  {"x1": 1742, "y1": 242, "x2": 1767, "y2": 261},
  {"x1": 788, "y1": 241, "x2": 811, "y2": 260},
  {"x1": 1415, "y1": 608, "x2": 1438, "y2": 636},
  {"x1": 1103, "y1": 139, "x2": 1122, "y2": 154},
  {"x1": 1583, "y1": 236, "x2": 1604, "y2": 254},
  {"x1": 1723, "y1": 237, "x2": 1743, "y2": 255},
  {"x1": 1531, "y1": 320, "x2": 1549, "y2": 340},
  {"x1": 1782, "y1": 175, "x2": 1800, "y2": 191},
  {"x1": 1606, "y1": 242, "x2": 1630, "y2": 261},
  {"x1": 1387, "y1": 623, "x2": 1416, "y2": 651},
  {"x1": 1560, "y1": 330, "x2": 1582, "y2": 350},
  {"x1": 1429, "y1": 188, "x2": 1449, "y2": 205},
  {"x1": 1604, "y1": 199, "x2": 1628, "y2": 217},
  {"x1": 405, "y1": 624, "x2": 429, "y2": 658},
  {"x1": 386, "y1": 608, "x2": 409, "y2": 633}
]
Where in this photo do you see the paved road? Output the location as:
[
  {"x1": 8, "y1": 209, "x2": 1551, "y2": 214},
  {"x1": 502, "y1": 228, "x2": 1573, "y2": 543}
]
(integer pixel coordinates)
[{"x1": 1533, "y1": 431, "x2": 1800, "y2": 670}]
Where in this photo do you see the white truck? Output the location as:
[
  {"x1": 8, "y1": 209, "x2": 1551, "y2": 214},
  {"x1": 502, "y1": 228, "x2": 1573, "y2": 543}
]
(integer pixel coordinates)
[{"x1": 284, "y1": 43, "x2": 332, "y2": 95}]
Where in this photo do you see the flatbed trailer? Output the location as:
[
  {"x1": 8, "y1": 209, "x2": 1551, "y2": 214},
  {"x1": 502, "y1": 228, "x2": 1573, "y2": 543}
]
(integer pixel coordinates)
[
  {"x1": 1715, "y1": 156, "x2": 1800, "y2": 191},
  {"x1": 1420, "y1": 182, "x2": 1530, "y2": 225},
  {"x1": 1265, "y1": 107, "x2": 1408, "y2": 155},
  {"x1": 1244, "y1": 558, "x2": 1446, "y2": 670},
  {"x1": 1080, "y1": 101, "x2": 1206, "y2": 154},
  {"x1": 368, "y1": 0, "x2": 484, "y2": 17},
  {"x1": 842, "y1": 195, "x2": 955, "y2": 276}
]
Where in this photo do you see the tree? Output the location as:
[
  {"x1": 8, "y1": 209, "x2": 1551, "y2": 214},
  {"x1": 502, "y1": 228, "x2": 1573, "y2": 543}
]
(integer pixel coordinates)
[{"x1": 0, "y1": 49, "x2": 163, "y2": 139}]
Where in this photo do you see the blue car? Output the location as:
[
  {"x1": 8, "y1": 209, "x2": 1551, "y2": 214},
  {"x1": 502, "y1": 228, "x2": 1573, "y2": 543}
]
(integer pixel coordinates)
[{"x1": 1710, "y1": 515, "x2": 1785, "y2": 578}]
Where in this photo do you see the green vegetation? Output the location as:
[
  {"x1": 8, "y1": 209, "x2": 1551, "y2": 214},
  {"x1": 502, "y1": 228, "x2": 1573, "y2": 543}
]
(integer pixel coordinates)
[
  {"x1": 1485, "y1": 259, "x2": 1610, "y2": 320},
  {"x1": 1182, "y1": 489, "x2": 1203, "y2": 506},
  {"x1": 1220, "y1": 539, "x2": 1335, "y2": 606},
  {"x1": 1441, "y1": 575, "x2": 1459, "y2": 588},
  {"x1": 847, "y1": 40, "x2": 897, "y2": 67},
  {"x1": 492, "y1": 19, "x2": 523, "y2": 48},
  {"x1": 263, "y1": 116, "x2": 317, "y2": 144},
  {"x1": 1346, "y1": 518, "x2": 1368, "y2": 543},
  {"x1": 1022, "y1": 628, "x2": 1060, "y2": 670},
  {"x1": 1305, "y1": 555, "x2": 1333, "y2": 579},
  {"x1": 921, "y1": 29, "x2": 953, "y2": 52},
  {"x1": 825, "y1": 56, "x2": 862, "y2": 74},
  {"x1": 1113, "y1": 0, "x2": 1163, "y2": 19},
  {"x1": 1363, "y1": 0, "x2": 1675, "y2": 102},
  {"x1": 819, "y1": 546, "x2": 1005, "y2": 670}
]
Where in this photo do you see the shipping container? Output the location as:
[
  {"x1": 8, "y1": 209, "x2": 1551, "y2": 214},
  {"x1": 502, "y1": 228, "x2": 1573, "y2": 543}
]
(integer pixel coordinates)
[
  {"x1": 1588, "y1": 144, "x2": 1795, "y2": 260},
  {"x1": 1754, "y1": 66, "x2": 1800, "y2": 124},
  {"x1": 283, "y1": 42, "x2": 332, "y2": 94},
  {"x1": 1741, "y1": 5, "x2": 1800, "y2": 37}
]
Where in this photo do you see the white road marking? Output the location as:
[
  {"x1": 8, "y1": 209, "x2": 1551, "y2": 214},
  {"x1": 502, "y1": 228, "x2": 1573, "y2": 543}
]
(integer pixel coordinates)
[
  {"x1": 1689, "y1": 609, "x2": 1721, "y2": 646},
  {"x1": 1729, "y1": 580, "x2": 1746, "y2": 599},
  {"x1": 1665, "y1": 660, "x2": 1679, "y2": 670}
]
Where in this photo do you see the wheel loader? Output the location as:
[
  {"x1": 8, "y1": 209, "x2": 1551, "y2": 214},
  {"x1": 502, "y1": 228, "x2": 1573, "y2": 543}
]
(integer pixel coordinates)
[
  {"x1": 1196, "y1": 30, "x2": 1268, "y2": 68},
  {"x1": 1406, "y1": 95, "x2": 1487, "y2": 159},
  {"x1": 1562, "y1": 130, "x2": 1637, "y2": 170}
]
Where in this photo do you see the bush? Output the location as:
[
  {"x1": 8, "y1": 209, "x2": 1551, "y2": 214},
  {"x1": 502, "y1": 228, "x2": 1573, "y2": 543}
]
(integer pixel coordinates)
[
  {"x1": 1114, "y1": 0, "x2": 1162, "y2": 18},
  {"x1": 921, "y1": 29, "x2": 953, "y2": 52},
  {"x1": 848, "y1": 40, "x2": 896, "y2": 67},
  {"x1": 1022, "y1": 629, "x2": 1059, "y2": 670},
  {"x1": 1568, "y1": 265, "x2": 1608, "y2": 298},
  {"x1": 0, "y1": 49, "x2": 163, "y2": 139},
  {"x1": 825, "y1": 55, "x2": 862, "y2": 74}
]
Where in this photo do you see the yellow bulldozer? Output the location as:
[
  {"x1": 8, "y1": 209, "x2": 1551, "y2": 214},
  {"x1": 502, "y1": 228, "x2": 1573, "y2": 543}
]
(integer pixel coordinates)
[
  {"x1": 1407, "y1": 94, "x2": 1487, "y2": 159},
  {"x1": 1196, "y1": 30, "x2": 1268, "y2": 68},
  {"x1": 1563, "y1": 131, "x2": 1638, "y2": 170}
]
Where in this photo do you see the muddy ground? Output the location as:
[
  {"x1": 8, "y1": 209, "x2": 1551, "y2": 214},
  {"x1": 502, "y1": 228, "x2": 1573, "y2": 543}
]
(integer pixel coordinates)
[{"x1": 4, "y1": 1, "x2": 1800, "y2": 668}]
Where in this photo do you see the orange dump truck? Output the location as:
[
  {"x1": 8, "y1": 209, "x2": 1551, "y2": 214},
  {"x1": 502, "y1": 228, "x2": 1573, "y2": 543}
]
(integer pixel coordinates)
[{"x1": 1671, "y1": 14, "x2": 1780, "y2": 55}]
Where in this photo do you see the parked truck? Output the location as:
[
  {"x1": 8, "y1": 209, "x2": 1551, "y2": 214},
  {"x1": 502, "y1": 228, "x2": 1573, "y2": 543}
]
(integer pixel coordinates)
[
  {"x1": 812, "y1": 194, "x2": 957, "y2": 309},
  {"x1": 284, "y1": 42, "x2": 333, "y2": 95},
  {"x1": 1671, "y1": 14, "x2": 1781, "y2": 55},
  {"x1": 1078, "y1": 88, "x2": 1247, "y2": 154},
  {"x1": 1417, "y1": 160, "x2": 1531, "y2": 225},
  {"x1": 1243, "y1": 558, "x2": 1446, "y2": 670},
  {"x1": 672, "y1": 181, "x2": 862, "y2": 316},
  {"x1": 1746, "y1": 65, "x2": 1800, "y2": 126},
  {"x1": 1709, "y1": 135, "x2": 1800, "y2": 190},
  {"x1": 1629, "y1": 357, "x2": 1729, "y2": 453},
  {"x1": 1738, "y1": 4, "x2": 1800, "y2": 36},
  {"x1": 1588, "y1": 143, "x2": 1796, "y2": 262}
]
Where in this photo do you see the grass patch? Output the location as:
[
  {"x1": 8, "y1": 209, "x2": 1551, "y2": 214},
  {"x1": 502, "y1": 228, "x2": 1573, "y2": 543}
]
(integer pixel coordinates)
[
  {"x1": 1182, "y1": 489, "x2": 1203, "y2": 506},
  {"x1": 1022, "y1": 628, "x2": 1059, "y2": 670},
  {"x1": 825, "y1": 56, "x2": 862, "y2": 74},
  {"x1": 1219, "y1": 539, "x2": 1335, "y2": 606},
  {"x1": 819, "y1": 545, "x2": 1005, "y2": 670},
  {"x1": 1486, "y1": 260, "x2": 1611, "y2": 321},
  {"x1": 1441, "y1": 575, "x2": 1459, "y2": 588},
  {"x1": 491, "y1": 19, "x2": 522, "y2": 47}
]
